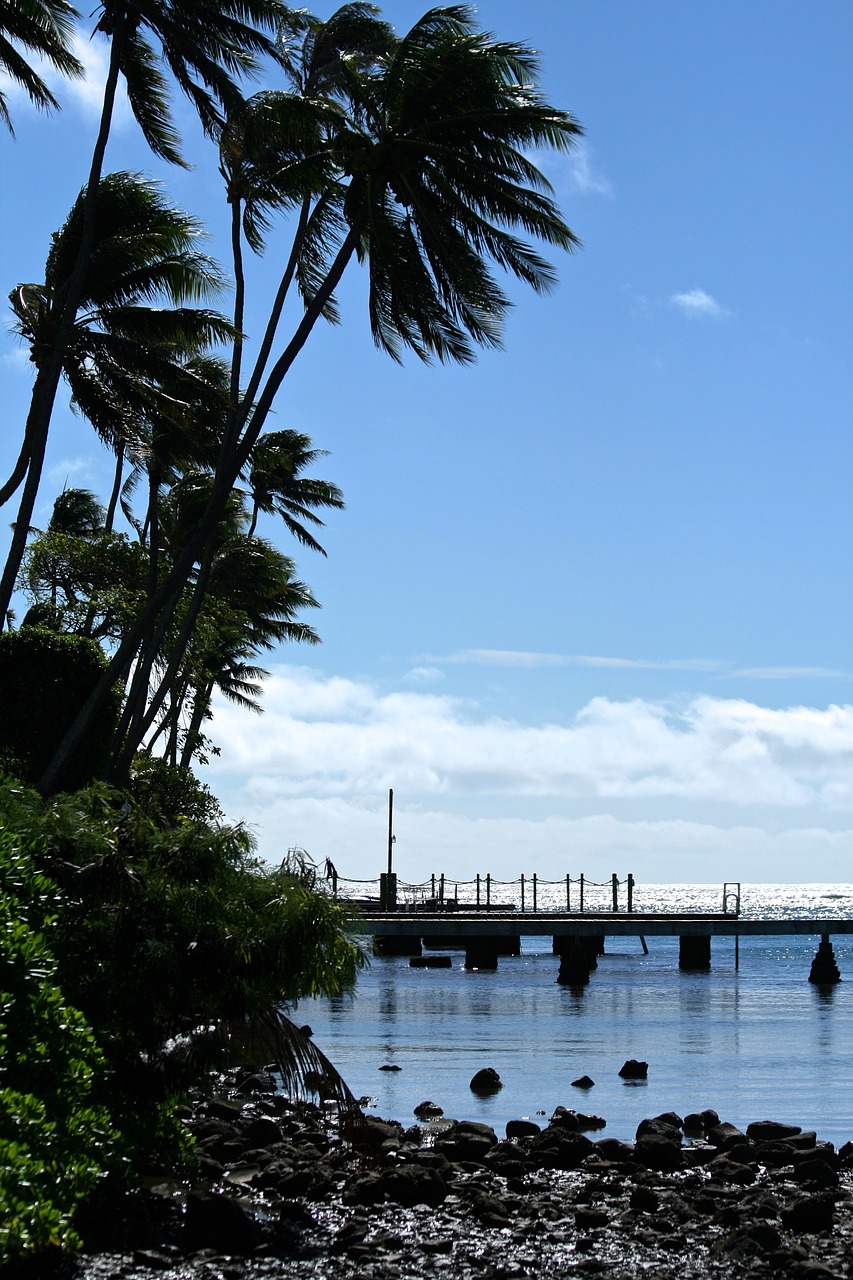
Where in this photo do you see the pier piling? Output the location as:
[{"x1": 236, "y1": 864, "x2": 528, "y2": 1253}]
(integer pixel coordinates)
[
  {"x1": 808, "y1": 934, "x2": 841, "y2": 984},
  {"x1": 679, "y1": 935, "x2": 711, "y2": 971}
]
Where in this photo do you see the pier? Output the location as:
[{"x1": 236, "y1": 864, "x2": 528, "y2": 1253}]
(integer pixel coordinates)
[{"x1": 327, "y1": 870, "x2": 852, "y2": 984}]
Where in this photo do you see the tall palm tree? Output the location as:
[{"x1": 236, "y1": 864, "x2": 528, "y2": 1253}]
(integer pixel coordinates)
[
  {"x1": 0, "y1": 0, "x2": 83, "y2": 133},
  {"x1": 41, "y1": 4, "x2": 585, "y2": 793},
  {"x1": 1, "y1": 171, "x2": 233, "y2": 621},
  {"x1": 3, "y1": 0, "x2": 292, "y2": 624}
]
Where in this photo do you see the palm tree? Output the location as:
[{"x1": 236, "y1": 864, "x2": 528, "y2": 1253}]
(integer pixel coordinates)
[
  {"x1": 0, "y1": 0, "x2": 83, "y2": 133},
  {"x1": 41, "y1": 4, "x2": 584, "y2": 793},
  {"x1": 3, "y1": 0, "x2": 292, "y2": 624},
  {"x1": 1, "y1": 171, "x2": 233, "y2": 621},
  {"x1": 244, "y1": 430, "x2": 344, "y2": 548}
]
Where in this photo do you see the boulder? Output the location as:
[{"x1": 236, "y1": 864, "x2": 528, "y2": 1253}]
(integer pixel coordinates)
[
  {"x1": 571, "y1": 1075, "x2": 595, "y2": 1090},
  {"x1": 781, "y1": 1194, "x2": 835, "y2": 1234},
  {"x1": 413, "y1": 1100, "x2": 444, "y2": 1119},
  {"x1": 707, "y1": 1122, "x2": 747, "y2": 1150},
  {"x1": 377, "y1": 1164, "x2": 448, "y2": 1208},
  {"x1": 634, "y1": 1133, "x2": 684, "y2": 1172},
  {"x1": 618, "y1": 1059, "x2": 648, "y2": 1079},
  {"x1": 506, "y1": 1118, "x2": 541, "y2": 1139},
  {"x1": 470, "y1": 1067, "x2": 503, "y2": 1094},
  {"x1": 746, "y1": 1119, "x2": 802, "y2": 1141},
  {"x1": 184, "y1": 1191, "x2": 259, "y2": 1255}
]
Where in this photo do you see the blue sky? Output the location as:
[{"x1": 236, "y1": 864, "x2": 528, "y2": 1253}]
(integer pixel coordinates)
[{"x1": 1, "y1": 1, "x2": 851, "y2": 884}]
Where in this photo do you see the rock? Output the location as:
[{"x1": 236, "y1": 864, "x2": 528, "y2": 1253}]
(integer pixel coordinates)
[
  {"x1": 683, "y1": 1111, "x2": 706, "y2": 1132},
  {"x1": 531, "y1": 1128, "x2": 595, "y2": 1170},
  {"x1": 746, "y1": 1119, "x2": 802, "y2": 1140},
  {"x1": 636, "y1": 1116, "x2": 682, "y2": 1141},
  {"x1": 575, "y1": 1205, "x2": 609, "y2": 1229},
  {"x1": 782, "y1": 1194, "x2": 835, "y2": 1234},
  {"x1": 792, "y1": 1159, "x2": 839, "y2": 1188},
  {"x1": 572, "y1": 1075, "x2": 595, "y2": 1089},
  {"x1": 242, "y1": 1116, "x2": 283, "y2": 1147},
  {"x1": 379, "y1": 1063, "x2": 402, "y2": 1071},
  {"x1": 707, "y1": 1122, "x2": 747, "y2": 1150},
  {"x1": 700, "y1": 1108, "x2": 721, "y2": 1128},
  {"x1": 377, "y1": 1164, "x2": 448, "y2": 1208},
  {"x1": 707, "y1": 1155, "x2": 757, "y2": 1184},
  {"x1": 470, "y1": 1067, "x2": 503, "y2": 1094},
  {"x1": 550, "y1": 1106, "x2": 579, "y2": 1130},
  {"x1": 235, "y1": 1071, "x2": 275, "y2": 1096},
  {"x1": 634, "y1": 1133, "x2": 684, "y2": 1172},
  {"x1": 184, "y1": 1191, "x2": 259, "y2": 1255},
  {"x1": 618, "y1": 1059, "x2": 648, "y2": 1079},
  {"x1": 413, "y1": 1100, "x2": 444, "y2": 1119},
  {"x1": 594, "y1": 1137, "x2": 635, "y2": 1163},
  {"x1": 506, "y1": 1118, "x2": 541, "y2": 1138},
  {"x1": 576, "y1": 1113, "x2": 606, "y2": 1130}
]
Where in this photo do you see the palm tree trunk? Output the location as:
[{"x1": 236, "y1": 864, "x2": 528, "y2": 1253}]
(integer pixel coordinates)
[
  {"x1": 104, "y1": 445, "x2": 124, "y2": 534},
  {"x1": 0, "y1": 437, "x2": 32, "y2": 509}
]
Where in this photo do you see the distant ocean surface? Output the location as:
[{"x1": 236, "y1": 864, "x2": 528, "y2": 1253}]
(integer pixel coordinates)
[{"x1": 300, "y1": 884, "x2": 853, "y2": 1147}]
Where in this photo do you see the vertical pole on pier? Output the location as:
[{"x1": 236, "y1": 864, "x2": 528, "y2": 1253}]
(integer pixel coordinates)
[
  {"x1": 439, "y1": 873, "x2": 445, "y2": 904},
  {"x1": 627, "y1": 874, "x2": 634, "y2": 913},
  {"x1": 533, "y1": 874, "x2": 538, "y2": 913},
  {"x1": 520, "y1": 873, "x2": 525, "y2": 912},
  {"x1": 387, "y1": 788, "x2": 394, "y2": 879},
  {"x1": 486, "y1": 874, "x2": 491, "y2": 907},
  {"x1": 566, "y1": 874, "x2": 570, "y2": 911},
  {"x1": 476, "y1": 874, "x2": 480, "y2": 907},
  {"x1": 580, "y1": 874, "x2": 584, "y2": 913},
  {"x1": 612, "y1": 873, "x2": 618, "y2": 913}
]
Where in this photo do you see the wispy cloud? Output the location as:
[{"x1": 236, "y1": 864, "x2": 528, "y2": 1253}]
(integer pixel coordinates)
[
  {"x1": 567, "y1": 146, "x2": 614, "y2": 198},
  {"x1": 441, "y1": 648, "x2": 724, "y2": 672},
  {"x1": 0, "y1": 30, "x2": 131, "y2": 126},
  {"x1": 669, "y1": 288, "x2": 729, "y2": 320},
  {"x1": 732, "y1": 666, "x2": 847, "y2": 680}
]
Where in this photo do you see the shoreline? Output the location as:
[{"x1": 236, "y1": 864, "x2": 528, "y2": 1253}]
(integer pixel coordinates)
[{"x1": 60, "y1": 1066, "x2": 853, "y2": 1280}]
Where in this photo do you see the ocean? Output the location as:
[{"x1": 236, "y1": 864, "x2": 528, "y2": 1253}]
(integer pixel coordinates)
[{"x1": 298, "y1": 884, "x2": 853, "y2": 1147}]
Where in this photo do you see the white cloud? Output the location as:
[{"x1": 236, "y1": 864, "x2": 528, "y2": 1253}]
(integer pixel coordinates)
[
  {"x1": 47, "y1": 456, "x2": 97, "y2": 485},
  {"x1": 732, "y1": 666, "x2": 847, "y2": 680},
  {"x1": 206, "y1": 666, "x2": 853, "y2": 812},
  {"x1": 567, "y1": 147, "x2": 614, "y2": 198},
  {"x1": 0, "y1": 29, "x2": 131, "y2": 126},
  {"x1": 669, "y1": 288, "x2": 729, "y2": 319}
]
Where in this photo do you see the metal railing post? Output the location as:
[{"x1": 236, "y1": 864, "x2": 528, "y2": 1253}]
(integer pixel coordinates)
[
  {"x1": 520, "y1": 873, "x2": 525, "y2": 912},
  {"x1": 486, "y1": 874, "x2": 491, "y2": 907},
  {"x1": 439, "y1": 873, "x2": 445, "y2": 904},
  {"x1": 533, "y1": 873, "x2": 537, "y2": 913},
  {"x1": 580, "y1": 874, "x2": 584, "y2": 913},
  {"x1": 612, "y1": 872, "x2": 618, "y2": 912},
  {"x1": 627, "y1": 873, "x2": 634, "y2": 912},
  {"x1": 566, "y1": 874, "x2": 570, "y2": 911},
  {"x1": 476, "y1": 873, "x2": 480, "y2": 907}
]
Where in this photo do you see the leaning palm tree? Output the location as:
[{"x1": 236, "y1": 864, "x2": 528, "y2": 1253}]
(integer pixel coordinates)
[
  {"x1": 0, "y1": 0, "x2": 83, "y2": 133},
  {"x1": 41, "y1": 4, "x2": 585, "y2": 793},
  {"x1": 1, "y1": 171, "x2": 233, "y2": 621}
]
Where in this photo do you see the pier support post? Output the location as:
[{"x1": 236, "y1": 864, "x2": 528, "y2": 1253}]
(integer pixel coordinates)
[
  {"x1": 553, "y1": 935, "x2": 602, "y2": 968},
  {"x1": 379, "y1": 872, "x2": 397, "y2": 911},
  {"x1": 679, "y1": 935, "x2": 711, "y2": 970},
  {"x1": 374, "y1": 934, "x2": 422, "y2": 957},
  {"x1": 809, "y1": 935, "x2": 841, "y2": 984},
  {"x1": 556, "y1": 940, "x2": 591, "y2": 986},
  {"x1": 464, "y1": 940, "x2": 499, "y2": 970}
]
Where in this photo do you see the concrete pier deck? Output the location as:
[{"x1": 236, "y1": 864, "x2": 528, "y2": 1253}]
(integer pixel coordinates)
[{"x1": 354, "y1": 911, "x2": 853, "y2": 939}]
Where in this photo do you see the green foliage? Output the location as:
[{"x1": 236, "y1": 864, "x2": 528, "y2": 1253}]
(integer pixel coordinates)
[
  {"x1": 0, "y1": 829, "x2": 123, "y2": 1262},
  {"x1": 128, "y1": 756, "x2": 224, "y2": 826},
  {"x1": 0, "y1": 629, "x2": 121, "y2": 791},
  {"x1": 0, "y1": 775, "x2": 366, "y2": 1101}
]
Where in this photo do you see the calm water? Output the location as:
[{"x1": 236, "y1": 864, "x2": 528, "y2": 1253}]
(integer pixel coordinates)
[{"x1": 300, "y1": 885, "x2": 853, "y2": 1146}]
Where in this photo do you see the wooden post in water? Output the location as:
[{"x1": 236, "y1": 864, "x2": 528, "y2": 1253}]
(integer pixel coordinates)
[{"x1": 612, "y1": 873, "x2": 618, "y2": 912}]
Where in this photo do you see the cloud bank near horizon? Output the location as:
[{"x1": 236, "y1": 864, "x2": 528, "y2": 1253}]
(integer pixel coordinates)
[{"x1": 207, "y1": 665, "x2": 853, "y2": 811}]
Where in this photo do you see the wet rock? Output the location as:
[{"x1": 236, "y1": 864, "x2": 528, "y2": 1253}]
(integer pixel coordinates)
[
  {"x1": 184, "y1": 1191, "x2": 259, "y2": 1255},
  {"x1": 707, "y1": 1121, "x2": 748, "y2": 1151},
  {"x1": 618, "y1": 1059, "x2": 648, "y2": 1079},
  {"x1": 506, "y1": 1118, "x2": 540, "y2": 1138},
  {"x1": 595, "y1": 1137, "x2": 635, "y2": 1163},
  {"x1": 683, "y1": 1111, "x2": 706, "y2": 1133},
  {"x1": 243, "y1": 1115, "x2": 283, "y2": 1146},
  {"x1": 782, "y1": 1193, "x2": 835, "y2": 1234},
  {"x1": 550, "y1": 1105, "x2": 579, "y2": 1130},
  {"x1": 576, "y1": 1112, "x2": 606, "y2": 1131},
  {"x1": 572, "y1": 1075, "x2": 596, "y2": 1089},
  {"x1": 746, "y1": 1119, "x2": 802, "y2": 1141},
  {"x1": 531, "y1": 1127, "x2": 595, "y2": 1170},
  {"x1": 377, "y1": 1164, "x2": 448, "y2": 1208},
  {"x1": 470, "y1": 1066, "x2": 503, "y2": 1094},
  {"x1": 637, "y1": 1116, "x2": 682, "y2": 1141},
  {"x1": 634, "y1": 1133, "x2": 684, "y2": 1172},
  {"x1": 792, "y1": 1158, "x2": 839, "y2": 1188},
  {"x1": 379, "y1": 1063, "x2": 402, "y2": 1071},
  {"x1": 413, "y1": 1100, "x2": 444, "y2": 1119}
]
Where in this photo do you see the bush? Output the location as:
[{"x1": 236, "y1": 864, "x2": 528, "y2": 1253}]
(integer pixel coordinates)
[
  {"x1": 0, "y1": 830, "x2": 123, "y2": 1263},
  {"x1": 0, "y1": 629, "x2": 121, "y2": 791}
]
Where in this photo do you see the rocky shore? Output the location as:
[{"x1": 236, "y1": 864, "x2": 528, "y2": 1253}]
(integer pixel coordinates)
[{"x1": 63, "y1": 1065, "x2": 853, "y2": 1280}]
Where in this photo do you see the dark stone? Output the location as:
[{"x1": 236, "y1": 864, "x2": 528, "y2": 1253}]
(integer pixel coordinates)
[
  {"x1": 708, "y1": 1155, "x2": 757, "y2": 1184},
  {"x1": 630, "y1": 1185, "x2": 660, "y2": 1213},
  {"x1": 575, "y1": 1206, "x2": 609, "y2": 1229},
  {"x1": 379, "y1": 1063, "x2": 402, "y2": 1071},
  {"x1": 746, "y1": 1119, "x2": 802, "y2": 1141},
  {"x1": 683, "y1": 1111, "x2": 706, "y2": 1132},
  {"x1": 360, "y1": 1116, "x2": 405, "y2": 1150},
  {"x1": 618, "y1": 1059, "x2": 648, "y2": 1079},
  {"x1": 184, "y1": 1192, "x2": 259, "y2": 1255},
  {"x1": 595, "y1": 1137, "x2": 635, "y2": 1163},
  {"x1": 571, "y1": 1075, "x2": 595, "y2": 1089},
  {"x1": 792, "y1": 1159, "x2": 839, "y2": 1188},
  {"x1": 637, "y1": 1116, "x2": 682, "y2": 1141},
  {"x1": 700, "y1": 1108, "x2": 720, "y2": 1128},
  {"x1": 506, "y1": 1118, "x2": 541, "y2": 1138},
  {"x1": 576, "y1": 1113, "x2": 606, "y2": 1131},
  {"x1": 707, "y1": 1122, "x2": 747, "y2": 1150},
  {"x1": 781, "y1": 1194, "x2": 835, "y2": 1234},
  {"x1": 377, "y1": 1164, "x2": 448, "y2": 1208},
  {"x1": 413, "y1": 1100, "x2": 444, "y2": 1119},
  {"x1": 531, "y1": 1128, "x2": 595, "y2": 1170},
  {"x1": 235, "y1": 1072, "x2": 275, "y2": 1096},
  {"x1": 550, "y1": 1106, "x2": 580, "y2": 1130},
  {"x1": 634, "y1": 1134, "x2": 684, "y2": 1172},
  {"x1": 470, "y1": 1067, "x2": 503, "y2": 1094},
  {"x1": 243, "y1": 1117, "x2": 283, "y2": 1147}
]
